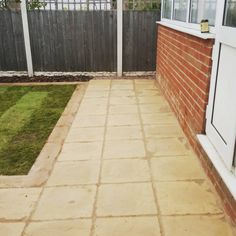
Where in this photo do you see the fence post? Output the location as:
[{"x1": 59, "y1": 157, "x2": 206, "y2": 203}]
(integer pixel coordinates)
[
  {"x1": 21, "y1": 0, "x2": 33, "y2": 77},
  {"x1": 117, "y1": 0, "x2": 123, "y2": 77}
]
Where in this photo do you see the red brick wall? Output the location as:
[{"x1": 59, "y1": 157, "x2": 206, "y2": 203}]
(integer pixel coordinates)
[
  {"x1": 156, "y1": 24, "x2": 236, "y2": 224},
  {"x1": 157, "y1": 25, "x2": 213, "y2": 143}
]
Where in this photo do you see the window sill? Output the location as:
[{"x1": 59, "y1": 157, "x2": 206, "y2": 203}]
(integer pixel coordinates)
[
  {"x1": 156, "y1": 21, "x2": 215, "y2": 40},
  {"x1": 197, "y1": 134, "x2": 236, "y2": 200}
]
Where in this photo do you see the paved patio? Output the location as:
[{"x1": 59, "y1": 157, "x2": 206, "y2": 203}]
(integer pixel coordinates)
[{"x1": 0, "y1": 79, "x2": 235, "y2": 236}]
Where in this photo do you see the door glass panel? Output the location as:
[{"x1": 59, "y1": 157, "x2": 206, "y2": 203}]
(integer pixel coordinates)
[
  {"x1": 190, "y1": 0, "x2": 217, "y2": 26},
  {"x1": 173, "y1": 0, "x2": 188, "y2": 21},
  {"x1": 224, "y1": 0, "x2": 236, "y2": 27}
]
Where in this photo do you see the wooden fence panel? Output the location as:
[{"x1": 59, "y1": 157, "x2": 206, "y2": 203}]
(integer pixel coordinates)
[
  {"x1": 27, "y1": 10, "x2": 117, "y2": 72},
  {"x1": 0, "y1": 10, "x2": 27, "y2": 71},
  {"x1": 123, "y1": 10, "x2": 160, "y2": 71},
  {"x1": 0, "y1": 10, "x2": 159, "y2": 72}
]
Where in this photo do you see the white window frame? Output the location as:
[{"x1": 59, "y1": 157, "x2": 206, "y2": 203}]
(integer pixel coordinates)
[{"x1": 161, "y1": 0, "x2": 216, "y2": 34}]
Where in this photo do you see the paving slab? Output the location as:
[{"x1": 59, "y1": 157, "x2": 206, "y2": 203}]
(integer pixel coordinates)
[
  {"x1": 24, "y1": 219, "x2": 92, "y2": 236},
  {"x1": 0, "y1": 188, "x2": 41, "y2": 220},
  {"x1": 150, "y1": 156, "x2": 206, "y2": 181},
  {"x1": 58, "y1": 142, "x2": 103, "y2": 161},
  {"x1": 162, "y1": 215, "x2": 235, "y2": 236},
  {"x1": 141, "y1": 112, "x2": 178, "y2": 125},
  {"x1": 32, "y1": 185, "x2": 96, "y2": 220},
  {"x1": 72, "y1": 114, "x2": 106, "y2": 127},
  {"x1": 144, "y1": 124, "x2": 184, "y2": 138},
  {"x1": 138, "y1": 96, "x2": 168, "y2": 104},
  {"x1": 101, "y1": 159, "x2": 150, "y2": 183},
  {"x1": 66, "y1": 127, "x2": 105, "y2": 142},
  {"x1": 47, "y1": 161, "x2": 100, "y2": 186},
  {"x1": 1, "y1": 79, "x2": 235, "y2": 236},
  {"x1": 155, "y1": 181, "x2": 223, "y2": 215},
  {"x1": 106, "y1": 125, "x2": 143, "y2": 140},
  {"x1": 94, "y1": 216, "x2": 161, "y2": 236},
  {"x1": 146, "y1": 137, "x2": 191, "y2": 156},
  {"x1": 0, "y1": 223, "x2": 25, "y2": 236},
  {"x1": 96, "y1": 183, "x2": 157, "y2": 216},
  {"x1": 103, "y1": 139, "x2": 146, "y2": 159},
  {"x1": 107, "y1": 113, "x2": 140, "y2": 126},
  {"x1": 110, "y1": 96, "x2": 137, "y2": 105},
  {"x1": 139, "y1": 104, "x2": 172, "y2": 113},
  {"x1": 109, "y1": 104, "x2": 139, "y2": 114}
]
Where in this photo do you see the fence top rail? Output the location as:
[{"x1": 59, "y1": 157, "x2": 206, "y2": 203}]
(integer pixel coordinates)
[{"x1": 0, "y1": 0, "x2": 161, "y2": 11}]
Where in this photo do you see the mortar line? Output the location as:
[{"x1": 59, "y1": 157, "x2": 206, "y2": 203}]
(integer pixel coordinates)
[
  {"x1": 55, "y1": 154, "x2": 194, "y2": 162},
  {"x1": 1, "y1": 212, "x2": 227, "y2": 224},
  {"x1": 20, "y1": 83, "x2": 88, "y2": 236},
  {"x1": 89, "y1": 80, "x2": 112, "y2": 236},
  {"x1": 44, "y1": 178, "x2": 208, "y2": 188},
  {"x1": 133, "y1": 80, "x2": 165, "y2": 236},
  {"x1": 64, "y1": 135, "x2": 188, "y2": 144}
]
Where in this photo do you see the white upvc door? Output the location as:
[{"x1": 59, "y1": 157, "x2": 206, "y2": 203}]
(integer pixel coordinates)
[{"x1": 206, "y1": 0, "x2": 236, "y2": 171}]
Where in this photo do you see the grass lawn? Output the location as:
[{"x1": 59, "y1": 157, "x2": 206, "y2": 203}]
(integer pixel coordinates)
[{"x1": 0, "y1": 85, "x2": 76, "y2": 175}]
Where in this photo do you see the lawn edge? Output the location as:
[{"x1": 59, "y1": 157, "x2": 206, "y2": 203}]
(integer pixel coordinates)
[{"x1": 0, "y1": 83, "x2": 87, "y2": 188}]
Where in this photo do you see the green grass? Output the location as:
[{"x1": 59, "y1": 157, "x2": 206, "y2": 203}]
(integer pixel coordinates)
[{"x1": 0, "y1": 85, "x2": 76, "y2": 175}]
